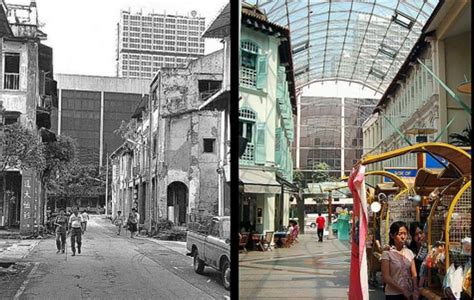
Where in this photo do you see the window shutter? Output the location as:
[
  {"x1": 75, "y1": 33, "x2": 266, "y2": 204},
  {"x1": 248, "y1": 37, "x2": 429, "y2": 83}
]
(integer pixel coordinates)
[
  {"x1": 256, "y1": 55, "x2": 267, "y2": 90},
  {"x1": 255, "y1": 122, "x2": 266, "y2": 164},
  {"x1": 276, "y1": 66, "x2": 285, "y2": 99},
  {"x1": 275, "y1": 127, "x2": 281, "y2": 165}
]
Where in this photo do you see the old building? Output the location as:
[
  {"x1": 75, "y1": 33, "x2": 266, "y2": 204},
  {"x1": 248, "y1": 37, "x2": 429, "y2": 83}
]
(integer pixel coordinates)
[
  {"x1": 239, "y1": 3, "x2": 297, "y2": 234},
  {"x1": 111, "y1": 2, "x2": 230, "y2": 230},
  {"x1": 363, "y1": 0, "x2": 471, "y2": 186},
  {"x1": 0, "y1": 0, "x2": 57, "y2": 234}
]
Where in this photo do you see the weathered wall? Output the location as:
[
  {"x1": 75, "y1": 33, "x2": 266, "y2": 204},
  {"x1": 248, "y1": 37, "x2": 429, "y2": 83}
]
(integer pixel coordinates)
[{"x1": 155, "y1": 49, "x2": 225, "y2": 221}]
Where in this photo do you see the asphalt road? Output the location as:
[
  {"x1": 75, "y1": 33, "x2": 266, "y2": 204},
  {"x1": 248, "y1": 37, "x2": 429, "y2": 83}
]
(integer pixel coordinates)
[{"x1": 12, "y1": 215, "x2": 229, "y2": 299}]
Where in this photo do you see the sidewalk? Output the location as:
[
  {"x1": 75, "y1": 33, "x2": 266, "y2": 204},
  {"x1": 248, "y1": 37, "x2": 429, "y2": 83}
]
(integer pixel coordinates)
[{"x1": 239, "y1": 233, "x2": 384, "y2": 299}]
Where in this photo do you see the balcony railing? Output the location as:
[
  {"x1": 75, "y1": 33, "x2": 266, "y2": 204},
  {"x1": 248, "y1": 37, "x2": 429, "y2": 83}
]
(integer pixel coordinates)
[
  {"x1": 239, "y1": 143, "x2": 255, "y2": 165},
  {"x1": 240, "y1": 67, "x2": 256, "y2": 88},
  {"x1": 4, "y1": 73, "x2": 19, "y2": 90}
]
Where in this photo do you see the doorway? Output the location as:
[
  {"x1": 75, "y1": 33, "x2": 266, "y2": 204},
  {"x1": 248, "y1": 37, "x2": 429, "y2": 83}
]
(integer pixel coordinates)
[{"x1": 167, "y1": 182, "x2": 188, "y2": 225}]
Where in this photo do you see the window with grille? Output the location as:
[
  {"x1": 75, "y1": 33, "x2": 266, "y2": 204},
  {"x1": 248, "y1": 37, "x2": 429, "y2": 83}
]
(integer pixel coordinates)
[
  {"x1": 239, "y1": 108, "x2": 257, "y2": 163},
  {"x1": 4, "y1": 53, "x2": 20, "y2": 90},
  {"x1": 240, "y1": 40, "x2": 258, "y2": 88}
]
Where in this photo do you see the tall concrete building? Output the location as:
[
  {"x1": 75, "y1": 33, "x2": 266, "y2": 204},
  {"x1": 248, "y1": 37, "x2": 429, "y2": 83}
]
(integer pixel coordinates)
[
  {"x1": 116, "y1": 9, "x2": 206, "y2": 80},
  {"x1": 51, "y1": 74, "x2": 149, "y2": 167}
]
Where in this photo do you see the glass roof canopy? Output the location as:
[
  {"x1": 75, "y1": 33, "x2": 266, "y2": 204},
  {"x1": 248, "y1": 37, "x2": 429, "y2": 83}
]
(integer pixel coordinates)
[{"x1": 245, "y1": 0, "x2": 440, "y2": 94}]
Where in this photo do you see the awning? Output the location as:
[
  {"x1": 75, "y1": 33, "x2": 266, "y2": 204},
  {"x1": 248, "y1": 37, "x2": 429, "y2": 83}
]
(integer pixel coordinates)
[
  {"x1": 39, "y1": 127, "x2": 57, "y2": 142},
  {"x1": 198, "y1": 89, "x2": 229, "y2": 111},
  {"x1": 413, "y1": 168, "x2": 462, "y2": 196},
  {"x1": 239, "y1": 169, "x2": 281, "y2": 194}
]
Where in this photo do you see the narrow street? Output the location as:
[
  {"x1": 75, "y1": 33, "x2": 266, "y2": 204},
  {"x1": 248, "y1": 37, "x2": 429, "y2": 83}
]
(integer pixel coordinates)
[{"x1": 5, "y1": 215, "x2": 229, "y2": 299}]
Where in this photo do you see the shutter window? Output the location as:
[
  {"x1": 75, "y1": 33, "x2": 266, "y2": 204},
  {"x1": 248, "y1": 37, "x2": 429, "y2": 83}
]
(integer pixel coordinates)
[
  {"x1": 255, "y1": 122, "x2": 266, "y2": 164},
  {"x1": 256, "y1": 55, "x2": 267, "y2": 90},
  {"x1": 276, "y1": 66, "x2": 285, "y2": 100},
  {"x1": 275, "y1": 128, "x2": 281, "y2": 165}
]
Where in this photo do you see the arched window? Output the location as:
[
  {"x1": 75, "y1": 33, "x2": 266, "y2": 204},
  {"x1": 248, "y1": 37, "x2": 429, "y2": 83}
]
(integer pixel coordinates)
[{"x1": 240, "y1": 40, "x2": 267, "y2": 90}]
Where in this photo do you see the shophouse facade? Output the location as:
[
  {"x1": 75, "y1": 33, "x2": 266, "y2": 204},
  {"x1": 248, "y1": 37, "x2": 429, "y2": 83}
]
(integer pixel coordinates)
[
  {"x1": 363, "y1": 0, "x2": 471, "y2": 186},
  {"x1": 0, "y1": 0, "x2": 57, "y2": 234},
  {"x1": 239, "y1": 4, "x2": 296, "y2": 234},
  {"x1": 111, "y1": 3, "x2": 230, "y2": 231}
]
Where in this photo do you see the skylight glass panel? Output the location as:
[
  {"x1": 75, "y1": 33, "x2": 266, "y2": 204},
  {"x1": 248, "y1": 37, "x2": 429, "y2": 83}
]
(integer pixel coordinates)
[{"x1": 245, "y1": 0, "x2": 440, "y2": 93}]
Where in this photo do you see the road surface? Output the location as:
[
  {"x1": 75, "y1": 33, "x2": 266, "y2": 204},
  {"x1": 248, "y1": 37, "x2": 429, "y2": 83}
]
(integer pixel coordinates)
[{"x1": 6, "y1": 215, "x2": 228, "y2": 299}]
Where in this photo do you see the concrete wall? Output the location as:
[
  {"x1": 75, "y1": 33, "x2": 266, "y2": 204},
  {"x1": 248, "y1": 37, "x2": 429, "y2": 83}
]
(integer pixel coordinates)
[{"x1": 55, "y1": 74, "x2": 149, "y2": 94}]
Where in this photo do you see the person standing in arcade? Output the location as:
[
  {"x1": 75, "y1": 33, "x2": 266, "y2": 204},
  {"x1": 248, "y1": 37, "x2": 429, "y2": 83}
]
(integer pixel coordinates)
[{"x1": 316, "y1": 213, "x2": 326, "y2": 242}]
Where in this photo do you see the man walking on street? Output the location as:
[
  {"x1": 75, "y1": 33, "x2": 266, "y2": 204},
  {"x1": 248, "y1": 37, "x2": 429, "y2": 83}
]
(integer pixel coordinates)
[
  {"x1": 54, "y1": 209, "x2": 68, "y2": 253},
  {"x1": 81, "y1": 210, "x2": 89, "y2": 233},
  {"x1": 69, "y1": 207, "x2": 84, "y2": 256},
  {"x1": 316, "y1": 213, "x2": 325, "y2": 242},
  {"x1": 112, "y1": 211, "x2": 124, "y2": 235},
  {"x1": 133, "y1": 209, "x2": 140, "y2": 236}
]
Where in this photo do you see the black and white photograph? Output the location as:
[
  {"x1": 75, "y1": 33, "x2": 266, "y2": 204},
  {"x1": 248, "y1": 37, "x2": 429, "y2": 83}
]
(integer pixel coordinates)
[{"x1": 0, "y1": 0, "x2": 230, "y2": 298}]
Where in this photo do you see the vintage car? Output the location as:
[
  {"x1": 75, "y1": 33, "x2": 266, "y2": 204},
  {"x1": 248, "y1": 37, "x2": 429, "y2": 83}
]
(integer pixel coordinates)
[{"x1": 186, "y1": 216, "x2": 230, "y2": 290}]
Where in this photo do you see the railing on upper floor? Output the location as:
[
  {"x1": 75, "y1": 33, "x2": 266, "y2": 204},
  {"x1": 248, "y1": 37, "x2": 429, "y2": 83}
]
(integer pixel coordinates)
[{"x1": 4, "y1": 73, "x2": 19, "y2": 90}]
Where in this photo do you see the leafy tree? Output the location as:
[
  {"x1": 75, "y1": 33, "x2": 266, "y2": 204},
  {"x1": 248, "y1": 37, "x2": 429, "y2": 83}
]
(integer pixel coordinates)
[
  {"x1": 0, "y1": 123, "x2": 46, "y2": 173},
  {"x1": 312, "y1": 162, "x2": 335, "y2": 183},
  {"x1": 449, "y1": 124, "x2": 472, "y2": 146},
  {"x1": 51, "y1": 163, "x2": 108, "y2": 208},
  {"x1": 293, "y1": 170, "x2": 306, "y2": 188},
  {"x1": 43, "y1": 135, "x2": 78, "y2": 194}
]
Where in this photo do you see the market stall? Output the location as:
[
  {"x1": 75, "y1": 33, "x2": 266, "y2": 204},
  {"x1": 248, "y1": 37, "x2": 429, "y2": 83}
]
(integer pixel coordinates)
[{"x1": 348, "y1": 142, "x2": 471, "y2": 300}]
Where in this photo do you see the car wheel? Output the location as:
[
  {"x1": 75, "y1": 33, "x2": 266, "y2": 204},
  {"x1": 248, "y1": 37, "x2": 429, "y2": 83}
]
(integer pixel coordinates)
[
  {"x1": 310, "y1": 223, "x2": 316, "y2": 228},
  {"x1": 193, "y1": 251, "x2": 205, "y2": 274},
  {"x1": 221, "y1": 259, "x2": 230, "y2": 290}
]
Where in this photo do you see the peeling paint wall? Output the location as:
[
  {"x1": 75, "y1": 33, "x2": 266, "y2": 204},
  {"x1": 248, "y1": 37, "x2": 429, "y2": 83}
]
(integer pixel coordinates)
[{"x1": 154, "y1": 49, "x2": 225, "y2": 221}]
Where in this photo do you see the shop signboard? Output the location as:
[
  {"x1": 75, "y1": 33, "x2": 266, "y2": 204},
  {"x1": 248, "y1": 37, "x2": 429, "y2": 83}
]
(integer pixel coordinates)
[
  {"x1": 383, "y1": 168, "x2": 417, "y2": 182},
  {"x1": 20, "y1": 169, "x2": 35, "y2": 234},
  {"x1": 425, "y1": 148, "x2": 471, "y2": 169}
]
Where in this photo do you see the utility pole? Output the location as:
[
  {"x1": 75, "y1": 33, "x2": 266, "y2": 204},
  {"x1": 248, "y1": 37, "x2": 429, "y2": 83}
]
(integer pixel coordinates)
[
  {"x1": 105, "y1": 152, "x2": 109, "y2": 216},
  {"x1": 148, "y1": 94, "x2": 153, "y2": 233},
  {"x1": 327, "y1": 190, "x2": 333, "y2": 239}
]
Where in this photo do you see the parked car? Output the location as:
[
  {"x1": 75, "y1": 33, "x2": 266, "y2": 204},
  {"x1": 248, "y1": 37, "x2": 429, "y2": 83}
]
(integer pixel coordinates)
[{"x1": 186, "y1": 216, "x2": 230, "y2": 290}]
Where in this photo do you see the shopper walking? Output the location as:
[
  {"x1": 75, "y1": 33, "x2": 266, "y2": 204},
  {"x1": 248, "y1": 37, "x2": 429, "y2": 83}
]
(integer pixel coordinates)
[
  {"x1": 126, "y1": 211, "x2": 138, "y2": 239},
  {"x1": 54, "y1": 209, "x2": 68, "y2": 254},
  {"x1": 112, "y1": 211, "x2": 125, "y2": 235},
  {"x1": 381, "y1": 221, "x2": 418, "y2": 300},
  {"x1": 81, "y1": 209, "x2": 89, "y2": 233},
  {"x1": 133, "y1": 208, "x2": 140, "y2": 236},
  {"x1": 68, "y1": 207, "x2": 84, "y2": 256},
  {"x1": 316, "y1": 213, "x2": 325, "y2": 242}
]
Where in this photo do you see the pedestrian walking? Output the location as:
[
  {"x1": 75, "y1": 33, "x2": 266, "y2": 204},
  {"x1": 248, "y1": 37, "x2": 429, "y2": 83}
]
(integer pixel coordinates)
[
  {"x1": 112, "y1": 211, "x2": 125, "y2": 235},
  {"x1": 53, "y1": 209, "x2": 68, "y2": 254},
  {"x1": 68, "y1": 207, "x2": 84, "y2": 256},
  {"x1": 381, "y1": 221, "x2": 418, "y2": 300},
  {"x1": 316, "y1": 212, "x2": 325, "y2": 242},
  {"x1": 126, "y1": 211, "x2": 138, "y2": 239},
  {"x1": 81, "y1": 209, "x2": 89, "y2": 233},
  {"x1": 133, "y1": 208, "x2": 140, "y2": 236}
]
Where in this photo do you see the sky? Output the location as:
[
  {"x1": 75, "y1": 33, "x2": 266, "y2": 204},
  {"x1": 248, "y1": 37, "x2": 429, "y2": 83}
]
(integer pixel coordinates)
[{"x1": 13, "y1": 0, "x2": 228, "y2": 76}]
